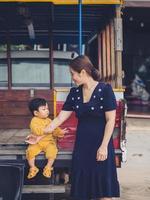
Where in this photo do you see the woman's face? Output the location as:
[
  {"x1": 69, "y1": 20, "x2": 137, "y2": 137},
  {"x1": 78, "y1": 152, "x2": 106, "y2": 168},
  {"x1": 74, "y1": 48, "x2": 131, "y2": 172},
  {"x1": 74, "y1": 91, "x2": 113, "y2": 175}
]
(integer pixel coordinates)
[{"x1": 70, "y1": 68, "x2": 83, "y2": 86}]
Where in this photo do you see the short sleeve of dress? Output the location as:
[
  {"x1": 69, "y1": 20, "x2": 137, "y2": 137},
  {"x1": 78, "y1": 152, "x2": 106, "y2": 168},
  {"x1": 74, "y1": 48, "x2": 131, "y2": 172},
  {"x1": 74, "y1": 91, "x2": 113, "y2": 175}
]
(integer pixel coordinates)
[
  {"x1": 62, "y1": 87, "x2": 75, "y2": 111},
  {"x1": 103, "y1": 84, "x2": 117, "y2": 111}
]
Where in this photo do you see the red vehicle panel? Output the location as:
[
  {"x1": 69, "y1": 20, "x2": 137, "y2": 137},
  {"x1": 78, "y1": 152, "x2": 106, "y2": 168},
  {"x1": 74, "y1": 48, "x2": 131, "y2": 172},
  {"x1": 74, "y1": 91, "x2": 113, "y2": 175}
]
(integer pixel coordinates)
[{"x1": 57, "y1": 100, "x2": 126, "y2": 153}]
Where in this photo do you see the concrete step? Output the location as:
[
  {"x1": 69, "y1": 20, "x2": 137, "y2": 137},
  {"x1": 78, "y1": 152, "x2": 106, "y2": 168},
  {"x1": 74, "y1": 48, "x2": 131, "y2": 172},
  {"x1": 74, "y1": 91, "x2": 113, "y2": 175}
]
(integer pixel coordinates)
[{"x1": 22, "y1": 184, "x2": 67, "y2": 194}]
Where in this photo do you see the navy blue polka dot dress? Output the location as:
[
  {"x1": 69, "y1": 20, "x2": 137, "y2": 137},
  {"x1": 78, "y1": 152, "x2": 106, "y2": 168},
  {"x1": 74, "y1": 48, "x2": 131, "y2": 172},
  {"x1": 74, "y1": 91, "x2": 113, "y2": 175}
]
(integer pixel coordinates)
[{"x1": 62, "y1": 82, "x2": 120, "y2": 200}]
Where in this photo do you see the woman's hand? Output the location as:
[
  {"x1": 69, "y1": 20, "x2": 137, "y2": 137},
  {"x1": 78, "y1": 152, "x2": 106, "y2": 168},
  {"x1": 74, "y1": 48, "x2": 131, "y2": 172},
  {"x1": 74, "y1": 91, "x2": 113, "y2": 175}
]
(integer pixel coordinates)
[
  {"x1": 25, "y1": 134, "x2": 43, "y2": 144},
  {"x1": 96, "y1": 145, "x2": 108, "y2": 161}
]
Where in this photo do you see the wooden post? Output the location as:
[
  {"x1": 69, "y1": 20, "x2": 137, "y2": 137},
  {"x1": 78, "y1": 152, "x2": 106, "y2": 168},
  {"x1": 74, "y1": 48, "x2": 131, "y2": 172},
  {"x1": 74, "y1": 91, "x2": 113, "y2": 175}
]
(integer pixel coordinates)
[
  {"x1": 106, "y1": 24, "x2": 111, "y2": 82},
  {"x1": 115, "y1": 5, "x2": 123, "y2": 88},
  {"x1": 49, "y1": 4, "x2": 54, "y2": 89},
  {"x1": 110, "y1": 20, "x2": 116, "y2": 87},
  {"x1": 98, "y1": 33, "x2": 102, "y2": 79},
  {"x1": 7, "y1": 31, "x2": 12, "y2": 90},
  {"x1": 102, "y1": 29, "x2": 107, "y2": 80}
]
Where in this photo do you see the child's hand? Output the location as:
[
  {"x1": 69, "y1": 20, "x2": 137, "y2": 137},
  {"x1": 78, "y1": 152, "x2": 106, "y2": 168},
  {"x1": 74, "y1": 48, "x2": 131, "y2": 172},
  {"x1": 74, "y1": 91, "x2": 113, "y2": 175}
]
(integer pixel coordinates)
[
  {"x1": 53, "y1": 128, "x2": 69, "y2": 138},
  {"x1": 25, "y1": 134, "x2": 37, "y2": 144},
  {"x1": 58, "y1": 128, "x2": 69, "y2": 138},
  {"x1": 25, "y1": 134, "x2": 43, "y2": 144},
  {"x1": 62, "y1": 128, "x2": 69, "y2": 135}
]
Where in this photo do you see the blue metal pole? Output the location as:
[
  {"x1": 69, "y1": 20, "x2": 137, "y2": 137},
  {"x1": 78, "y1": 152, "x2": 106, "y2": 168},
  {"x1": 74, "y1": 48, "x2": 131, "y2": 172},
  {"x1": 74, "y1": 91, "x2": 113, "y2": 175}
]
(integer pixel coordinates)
[{"x1": 79, "y1": 0, "x2": 82, "y2": 55}]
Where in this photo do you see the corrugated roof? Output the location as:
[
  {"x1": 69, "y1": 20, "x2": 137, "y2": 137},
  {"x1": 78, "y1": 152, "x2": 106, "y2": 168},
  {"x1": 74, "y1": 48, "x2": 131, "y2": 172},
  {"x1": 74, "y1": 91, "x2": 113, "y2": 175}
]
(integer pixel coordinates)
[{"x1": 0, "y1": 2, "x2": 117, "y2": 44}]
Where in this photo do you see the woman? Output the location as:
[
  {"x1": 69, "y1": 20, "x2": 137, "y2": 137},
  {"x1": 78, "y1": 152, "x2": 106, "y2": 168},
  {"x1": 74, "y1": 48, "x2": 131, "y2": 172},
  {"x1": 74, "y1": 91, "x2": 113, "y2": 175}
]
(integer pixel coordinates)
[{"x1": 28, "y1": 55, "x2": 120, "y2": 200}]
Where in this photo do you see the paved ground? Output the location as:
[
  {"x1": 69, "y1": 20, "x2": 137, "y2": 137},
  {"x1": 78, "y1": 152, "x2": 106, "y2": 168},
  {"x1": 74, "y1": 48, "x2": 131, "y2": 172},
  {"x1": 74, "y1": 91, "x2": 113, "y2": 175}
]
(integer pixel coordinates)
[
  {"x1": 55, "y1": 118, "x2": 150, "y2": 200},
  {"x1": 118, "y1": 118, "x2": 150, "y2": 200}
]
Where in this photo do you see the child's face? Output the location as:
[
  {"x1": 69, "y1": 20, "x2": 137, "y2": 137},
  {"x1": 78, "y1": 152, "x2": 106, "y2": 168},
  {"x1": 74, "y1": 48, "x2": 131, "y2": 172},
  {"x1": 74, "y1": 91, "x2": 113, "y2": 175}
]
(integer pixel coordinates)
[{"x1": 34, "y1": 103, "x2": 49, "y2": 119}]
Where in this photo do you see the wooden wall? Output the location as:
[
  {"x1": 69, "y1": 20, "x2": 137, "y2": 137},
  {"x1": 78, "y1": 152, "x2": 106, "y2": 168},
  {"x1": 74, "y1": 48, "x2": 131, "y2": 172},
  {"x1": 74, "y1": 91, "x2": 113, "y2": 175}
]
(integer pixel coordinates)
[{"x1": 0, "y1": 90, "x2": 55, "y2": 129}]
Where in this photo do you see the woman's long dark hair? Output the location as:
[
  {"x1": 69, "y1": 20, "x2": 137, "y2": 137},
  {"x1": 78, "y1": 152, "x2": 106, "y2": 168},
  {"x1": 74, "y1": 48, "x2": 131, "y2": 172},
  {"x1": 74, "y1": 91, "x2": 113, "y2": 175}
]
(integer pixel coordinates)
[{"x1": 69, "y1": 55, "x2": 100, "y2": 81}]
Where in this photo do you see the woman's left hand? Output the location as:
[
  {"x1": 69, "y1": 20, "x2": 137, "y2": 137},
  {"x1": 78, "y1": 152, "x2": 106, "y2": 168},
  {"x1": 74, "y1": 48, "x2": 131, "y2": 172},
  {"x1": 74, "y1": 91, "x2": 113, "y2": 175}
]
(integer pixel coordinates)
[{"x1": 96, "y1": 145, "x2": 108, "y2": 161}]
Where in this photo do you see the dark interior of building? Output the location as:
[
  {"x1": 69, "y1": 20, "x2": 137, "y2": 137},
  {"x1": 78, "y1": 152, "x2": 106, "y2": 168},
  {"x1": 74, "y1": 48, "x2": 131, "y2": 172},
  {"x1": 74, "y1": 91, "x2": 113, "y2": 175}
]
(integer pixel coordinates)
[{"x1": 123, "y1": 7, "x2": 150, "y2": 116}]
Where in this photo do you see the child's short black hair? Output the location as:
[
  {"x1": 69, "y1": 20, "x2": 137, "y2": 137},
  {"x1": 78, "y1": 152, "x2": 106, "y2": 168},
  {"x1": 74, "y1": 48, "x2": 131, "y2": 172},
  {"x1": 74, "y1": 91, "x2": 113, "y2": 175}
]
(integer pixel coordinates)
[{"x1": 28, "y1": 98, "x2": 47, "y2": 116}]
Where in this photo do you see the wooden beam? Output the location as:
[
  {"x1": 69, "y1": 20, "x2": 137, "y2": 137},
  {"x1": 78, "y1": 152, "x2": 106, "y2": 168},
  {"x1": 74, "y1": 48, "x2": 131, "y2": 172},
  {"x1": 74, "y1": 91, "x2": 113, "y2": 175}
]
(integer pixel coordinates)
[
  {"x1": 106, "y1": 24, "x2": 111, "y2": 81},
  {"x1": 102, "y1": 30, "x2": 107, "y2": 80},
  {"x1": 0, "y1": 0, "x2": 123, "y2": 5},
  {"x1": 7, "y1": 31, "x2": 12, "y2": 90},
  {"x1": 110, "y1": 20, "x2": 116, "y2": 87},
  {"x1": 98, "y1": 33, "x2": 102, "y2": 79},
  {"x1": 115, "y1": 5, "x2": 123, "y2": 88},
  {"x1": 125, "y1": 1, "x2": 150, "y2": 8},
  {"x1": 49, "y1": 4, "x2": 54, "y2": 89}
]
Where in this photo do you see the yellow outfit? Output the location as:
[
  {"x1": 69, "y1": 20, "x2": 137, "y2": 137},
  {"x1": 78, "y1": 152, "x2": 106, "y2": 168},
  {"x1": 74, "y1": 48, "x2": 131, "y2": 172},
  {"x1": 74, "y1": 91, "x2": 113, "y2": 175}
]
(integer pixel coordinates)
[{"x1": 26, "y1": 117, "x2": 63, "y2": 160}]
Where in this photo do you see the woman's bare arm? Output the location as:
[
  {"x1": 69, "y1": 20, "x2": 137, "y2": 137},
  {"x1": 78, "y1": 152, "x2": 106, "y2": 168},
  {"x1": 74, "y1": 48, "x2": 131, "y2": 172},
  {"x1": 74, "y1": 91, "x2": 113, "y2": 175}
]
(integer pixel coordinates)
[
  {"x1": 97, "y1": 110, "x2": 116, "y2": 161},
  {"x1": 101, "y1": 110, "x2": 116, "y2": 147},
  {"x1": 25, "y1": 110, "x2": 72, "y2": 144},
  {"x1": 44, "y1": 110, "x2": 73, "y2": 133}
]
